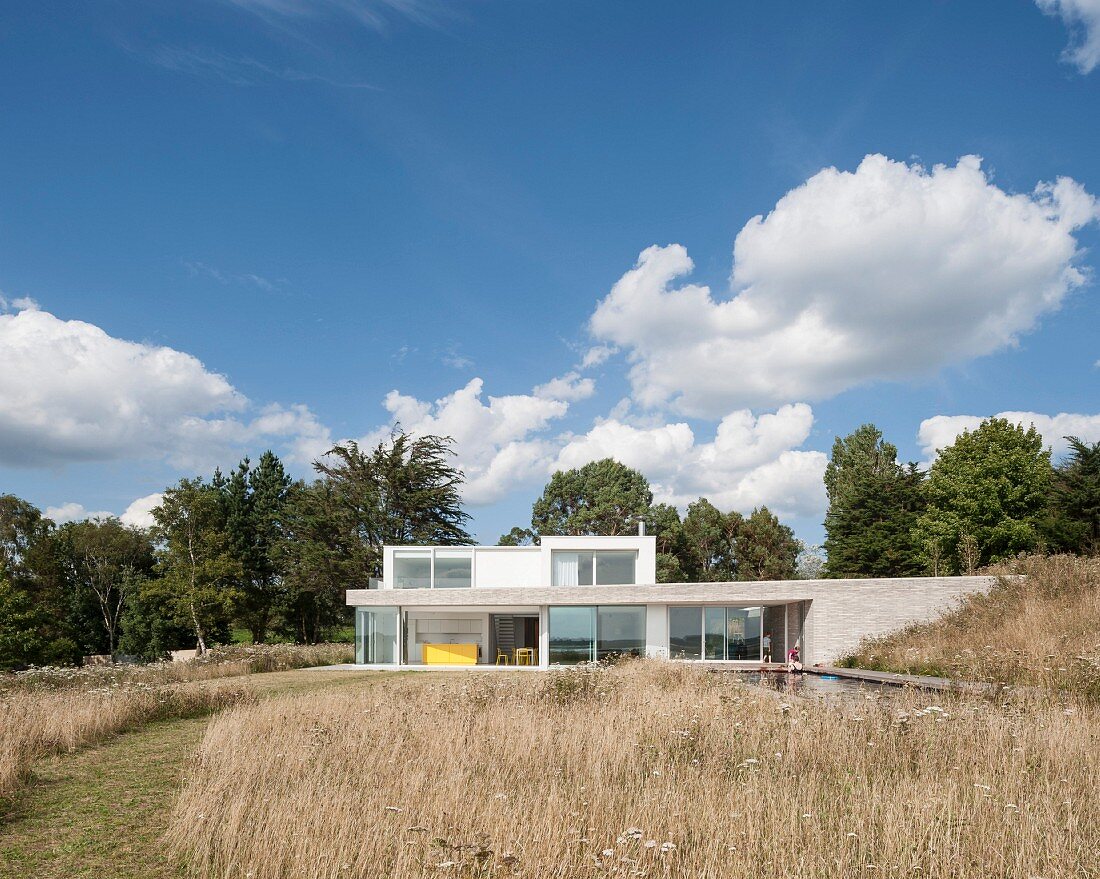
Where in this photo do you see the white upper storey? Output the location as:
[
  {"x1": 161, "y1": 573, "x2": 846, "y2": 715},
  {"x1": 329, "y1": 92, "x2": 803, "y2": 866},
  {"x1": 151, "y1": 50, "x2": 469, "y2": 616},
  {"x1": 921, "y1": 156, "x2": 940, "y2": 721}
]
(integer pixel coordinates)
[{"x1": 380, "y1": 536, "x2": 657, "y2": 590}]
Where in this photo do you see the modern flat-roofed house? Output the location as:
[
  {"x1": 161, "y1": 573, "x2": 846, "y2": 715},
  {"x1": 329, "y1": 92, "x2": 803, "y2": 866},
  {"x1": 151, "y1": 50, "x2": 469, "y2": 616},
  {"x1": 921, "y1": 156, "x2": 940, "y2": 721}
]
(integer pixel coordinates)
[{"x1": 345, "y1": 534, "x2": 996, "y2": 668}]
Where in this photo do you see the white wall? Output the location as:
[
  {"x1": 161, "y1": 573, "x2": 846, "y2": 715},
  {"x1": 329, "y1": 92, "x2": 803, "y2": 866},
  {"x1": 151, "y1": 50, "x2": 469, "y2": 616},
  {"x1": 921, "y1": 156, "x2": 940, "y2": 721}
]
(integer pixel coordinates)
[
  {"x1": 474, "y1": 548, "x2": 541, "y2": 588},
  {"x1": 645, "y1": 604, "x2": 668, "y2": 659}
]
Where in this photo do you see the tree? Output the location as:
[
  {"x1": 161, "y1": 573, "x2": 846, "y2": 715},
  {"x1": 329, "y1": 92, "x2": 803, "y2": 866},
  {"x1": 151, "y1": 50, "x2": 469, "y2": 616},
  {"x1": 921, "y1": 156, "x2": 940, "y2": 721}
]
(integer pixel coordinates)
[
  {"x1": 314, "y1": 431, "x2": 471, "y2": 577},
  {"x1": 0, "y1": 558, "x2": 56, "y2": 669},
  {"x1": 58, "y1": 518, "x2": 155, "y2": 655},
  {"x1": 152, "y1": 479, "x2": 242, "y2": 655},
  {"x1": 913, "y1": 418, "x2": 1053, "y2": 574},
  {"x1": 736, "y1": 507, "x2": 800, "y2": 580},
  {"x1": 678, "y1": 499, "x2": 740, "y2": 582},
  {"x1": 0, "y1": 495, "x2": 75, "y2": 664},
  {"x1": 531, "y1": 459, "x2": 652, "y2": 536},
  {"x1": 823, "y1": 424, "x2": 925, "y2": 578},
  {"x1": 645, "y1": 503, "x2": 685, "y2": 583},
  {"x1": 1045, "y1": 437, "x2": 1100, "y2": 554},
  {"x1": 221, "y1": 452, "x2": 293, "y2": 643},
  {"x1": 498, "y1": 526, "x2": 537, "y2": 546},
  {"x1": 278, "y1": 480, "x2": 364, "y2": 643}
]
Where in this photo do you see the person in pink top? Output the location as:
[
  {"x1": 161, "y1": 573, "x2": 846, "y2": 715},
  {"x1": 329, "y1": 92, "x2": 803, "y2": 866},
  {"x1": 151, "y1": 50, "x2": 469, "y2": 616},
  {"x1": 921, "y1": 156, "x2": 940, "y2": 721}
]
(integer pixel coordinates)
[{"x1": 786, "y1": 645, "x2": 802, "y2": 672}]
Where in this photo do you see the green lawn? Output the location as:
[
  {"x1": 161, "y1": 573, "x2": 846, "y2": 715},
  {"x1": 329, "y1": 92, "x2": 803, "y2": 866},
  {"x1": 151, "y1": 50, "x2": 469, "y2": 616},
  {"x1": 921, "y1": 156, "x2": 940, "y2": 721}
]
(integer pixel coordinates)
[{"x1": 0, "y1": 668, "x2": 383, "y2": 879}]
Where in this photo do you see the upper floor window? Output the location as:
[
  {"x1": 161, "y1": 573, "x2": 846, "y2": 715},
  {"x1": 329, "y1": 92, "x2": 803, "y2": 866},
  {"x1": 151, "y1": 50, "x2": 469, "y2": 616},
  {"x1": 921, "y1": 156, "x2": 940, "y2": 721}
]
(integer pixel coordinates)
[
  {"x1": 433, "y1": 549, "x2": 472, "y2": 589},
  {"x1": 393, "y1": 550, "x2": 432, "y2": 589},
  {"x1": 552, "y1": 550, "x2": 637, "y2": 586},
  {"x1": 393, "y1": 548, "x2": 473, "y2": 589}
]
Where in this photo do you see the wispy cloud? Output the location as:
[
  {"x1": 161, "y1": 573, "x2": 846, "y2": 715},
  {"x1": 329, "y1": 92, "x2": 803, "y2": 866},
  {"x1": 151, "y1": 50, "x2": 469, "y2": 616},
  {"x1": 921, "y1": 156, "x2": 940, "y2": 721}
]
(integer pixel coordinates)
[
  {"x1": 185, "y1": 261, "x2": 286, "y2": 292},
  {"x1": 221, "y1": 0, "x2": 449, "y2": 33},
  {"x1": 138, "y1": 44, "x2": 379, "y2": 89},
  {"x1": 441, "y1": 343, "x2": 474, "y2": 370}
]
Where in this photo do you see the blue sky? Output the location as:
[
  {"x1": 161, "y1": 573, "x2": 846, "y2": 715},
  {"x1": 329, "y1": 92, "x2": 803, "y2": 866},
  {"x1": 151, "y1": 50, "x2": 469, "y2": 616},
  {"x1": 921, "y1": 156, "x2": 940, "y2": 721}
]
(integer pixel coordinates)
[{"x1": 1, "y1": 0, "x2": 1098, "y2": 546}]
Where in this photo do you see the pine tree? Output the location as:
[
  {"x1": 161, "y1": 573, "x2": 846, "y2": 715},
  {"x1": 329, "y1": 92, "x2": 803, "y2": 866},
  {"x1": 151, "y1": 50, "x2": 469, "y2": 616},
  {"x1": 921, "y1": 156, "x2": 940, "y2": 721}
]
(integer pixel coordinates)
[{"x1": 823, "y1": 424, "x2": 925, "y2": 577}]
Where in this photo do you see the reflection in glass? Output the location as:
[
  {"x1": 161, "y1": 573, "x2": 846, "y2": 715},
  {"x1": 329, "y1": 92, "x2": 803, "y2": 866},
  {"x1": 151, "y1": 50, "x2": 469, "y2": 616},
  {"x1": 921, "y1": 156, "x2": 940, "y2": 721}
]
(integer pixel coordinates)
[
  {"x1": 704, "y1": 606, "x2": 725, "y2": 659},
  {"x1": 669, "y1": 606, "x2": 702, "y2": 660},
  {"x1": 595, "y1": 551, "x2": 636, "y2": 585},
  {"x1": 726, "y1": 607, "x2": 762, "y2": 660},
  {"x1": 549, "y1": 606, "x2": 596, "y2": 664},
  {"x1": 393, "y1": 552, "x2": 431, "y2": 589},
  {"x1": 434, "y1": 550, "x2": 472, "y2": 588},
  {"x1": 355, "y1": 607, "x2": 399, "y2": 664},
  {"x1": 596, "y1": 606, "x2": 646, "y2": 659}
]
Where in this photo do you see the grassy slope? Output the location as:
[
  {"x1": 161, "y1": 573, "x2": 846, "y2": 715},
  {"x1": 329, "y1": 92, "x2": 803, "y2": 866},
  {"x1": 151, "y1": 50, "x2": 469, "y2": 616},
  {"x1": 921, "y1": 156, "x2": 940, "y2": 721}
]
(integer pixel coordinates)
[
  {"x1": 841, "y1": 555, "x2": 1100, "y2": 697},
  {"x1": 0, "y1": 669, "x2": 385, "y2": 879}
]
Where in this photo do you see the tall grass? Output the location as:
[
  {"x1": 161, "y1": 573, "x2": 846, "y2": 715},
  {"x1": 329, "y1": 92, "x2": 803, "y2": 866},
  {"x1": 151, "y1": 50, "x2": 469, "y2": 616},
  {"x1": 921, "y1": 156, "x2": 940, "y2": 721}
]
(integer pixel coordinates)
[
  {"x1": 841, "y1": 555, "x2": 1100, "y2": 697},
  {"x1": 167, "y1": 661, "x2": 1099, "y2": 879},
  {"x1": 0, "y1": 682, "x2": 248, "y2": 805},
  {"x1": 0, "y1": 643, "x2": 350, "y2": 809}
]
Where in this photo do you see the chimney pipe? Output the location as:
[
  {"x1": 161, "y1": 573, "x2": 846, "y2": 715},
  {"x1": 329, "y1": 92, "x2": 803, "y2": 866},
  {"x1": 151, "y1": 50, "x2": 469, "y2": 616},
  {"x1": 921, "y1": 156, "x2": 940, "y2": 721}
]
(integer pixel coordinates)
[{"x1": 638, "y1": 520, "x2": 646, "y2": 536}]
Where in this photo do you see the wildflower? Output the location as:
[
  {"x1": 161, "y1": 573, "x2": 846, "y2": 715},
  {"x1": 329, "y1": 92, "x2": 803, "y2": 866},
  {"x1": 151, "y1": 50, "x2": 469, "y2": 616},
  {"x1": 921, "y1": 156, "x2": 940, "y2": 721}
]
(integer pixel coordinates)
[
  {"x1": 801, "y1": 813, "x2": 812, "y2": 819},
  {"x1": 624, "y1": 828, "x2": 643, "y2": 839},
  {"x1": 602, "y1": 849, "x2": 615, "y2": 858},
  {"x1": 385, "y1": 806, "x2": 402, "y2": 813},
  {"x1": 659, "y1": 842, "x2": 676, "y2": 853},
  {"x1": 644, "y1": 840, "x2": 658, "y2": 849}
]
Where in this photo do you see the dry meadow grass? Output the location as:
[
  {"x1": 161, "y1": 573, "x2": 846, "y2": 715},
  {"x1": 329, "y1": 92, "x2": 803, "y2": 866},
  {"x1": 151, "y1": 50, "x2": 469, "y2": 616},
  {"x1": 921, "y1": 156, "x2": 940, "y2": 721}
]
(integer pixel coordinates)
[
  {"x1": 167, "y1": 661, "x2": 1100, "y2": 879},
  {"x1": 0, "y1": 643, "x2": 351, "y2": 806},
  {"x1": 842, "y1": 555, "x2": 1100, "y2": 697}
]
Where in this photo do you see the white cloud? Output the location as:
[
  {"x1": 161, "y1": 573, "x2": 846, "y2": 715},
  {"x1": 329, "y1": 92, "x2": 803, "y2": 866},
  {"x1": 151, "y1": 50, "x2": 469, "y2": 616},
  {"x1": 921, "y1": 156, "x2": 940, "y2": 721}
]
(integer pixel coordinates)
[
  {"x1": 580, "y1": 345, "x2": 617, "y2": 369},
  {"x1": 360, "y1": 378, "x2": 572, "y2": 505},
  {"x1": 45, "y1": 502, "x2": 114, "y2": 524},
  {"x1": 557, "y1": 403, "x2": 827, "y2": 520},
  {"x1": 590, "y1": 155, "x2": 1099, "y2": 417},
  {"x1": 0, "y1": 305, "x2": 329, "y2": 469},
  {"x1": 1037, "y1": 0, "x2": 1100, "y2": 73},
  {"x1": 120, "y1": 493, "x2": 164, "y2": 529},
  {"x1": 918, "y1": 411, "x2": 1100, "y2": 461},
  {"x1": 533, "y1": 371, "x2": 596, "y2": 402}
]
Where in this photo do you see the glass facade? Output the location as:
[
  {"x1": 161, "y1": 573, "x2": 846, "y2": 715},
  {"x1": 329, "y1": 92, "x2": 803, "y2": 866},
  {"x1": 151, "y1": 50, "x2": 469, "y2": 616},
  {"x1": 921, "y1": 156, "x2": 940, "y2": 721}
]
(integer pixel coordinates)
[
  {"x1": 596, "y1": 606, "x2": 646, "y2": 659},
  {"x1": 669, "y1": 606, "x2": 764, "y2": 661},
  {"x1": 355, "y1": 607, "x2": 399, "y2": 664},
  {"x1": 433, "y1": 550, "x2": 472, "y2": 588},
  {"x1": 668, "y1": 605, "x2": 702, "y2": 660},
  {"x1": 393, "y1": 551, "x2": 432, "y2": 589},
  {"x1": 551, "y1": 551, "x2": 637, "y2": 586},
  {"x1": 548, "y1": 606, "x2": 596, "y2": 664},
  {"x1": 548, "y1": 605, "x2": 646, "y2": 664}
]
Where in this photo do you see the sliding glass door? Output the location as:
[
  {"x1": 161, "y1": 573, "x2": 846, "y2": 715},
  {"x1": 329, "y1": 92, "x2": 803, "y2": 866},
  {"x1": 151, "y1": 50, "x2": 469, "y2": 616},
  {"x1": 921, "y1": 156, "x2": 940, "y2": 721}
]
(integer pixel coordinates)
[
  {"x1": 548, "y1": 606, "x2": 647, "y2": 664},
  {"x1": 355, "y1": 607, "x2": 399, "y2": 664},
  {"x1": 669, "y1": 606, "x2": 763, "y2": 661}
]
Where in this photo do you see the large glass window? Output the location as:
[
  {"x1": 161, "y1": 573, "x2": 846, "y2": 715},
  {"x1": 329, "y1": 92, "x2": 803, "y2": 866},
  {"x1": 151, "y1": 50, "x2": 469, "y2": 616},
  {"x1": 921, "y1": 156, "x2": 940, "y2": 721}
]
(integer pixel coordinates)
[
  {"x1": 595, "y1": 551, "x2": 636, "y2": 585},
  {"x1": 669, "y1": 606, "x2": 702, "y2": 660},
  {"x1": 726, "y1": 607, "x2": 761, "y2": 660},
  {"x1": 552, "y1": 550, "x2": 637, "y2": 586},
  {"x1": 548, "y1": 606, "x2": 596, "y2": 664},
  {"x1": 704, "y1": 606, "x2": 726, "y2": 660},
  {"x1": 669, "y1": 606, "x2": 763, "y2": 661},
  {"x1": 355, "y1": 607, "x2": 399, "y2": 664},
  {"x1": 596, "y1": 606, "x2": 646, "y2": 659},
  {"x1": 393, "y1": 551, "x2": 431, "y2": 589},
  {"x1": 434, "y1": 550, "x2": 472, "y2": 588}
]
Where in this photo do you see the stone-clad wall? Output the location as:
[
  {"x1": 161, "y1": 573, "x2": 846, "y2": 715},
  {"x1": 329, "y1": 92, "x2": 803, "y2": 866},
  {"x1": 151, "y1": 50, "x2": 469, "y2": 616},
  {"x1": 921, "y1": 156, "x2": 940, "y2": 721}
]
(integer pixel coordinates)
[{"x1": 346, "y1": 575, "x2": 1000, "y2": 664}]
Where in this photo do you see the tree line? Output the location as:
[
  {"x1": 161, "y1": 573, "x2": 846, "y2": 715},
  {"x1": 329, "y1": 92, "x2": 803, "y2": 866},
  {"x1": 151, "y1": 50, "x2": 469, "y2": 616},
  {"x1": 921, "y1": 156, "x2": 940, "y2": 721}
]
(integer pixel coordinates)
[
  {"x1": 0, "y1": 433, "x2": 470, "y2": 669},
  {"x1": 822, "y1": 418, "x2": 1099, "y2": 577},
  {"x1": 498, "y1": 458, "x2": 803, "y2": 583}
]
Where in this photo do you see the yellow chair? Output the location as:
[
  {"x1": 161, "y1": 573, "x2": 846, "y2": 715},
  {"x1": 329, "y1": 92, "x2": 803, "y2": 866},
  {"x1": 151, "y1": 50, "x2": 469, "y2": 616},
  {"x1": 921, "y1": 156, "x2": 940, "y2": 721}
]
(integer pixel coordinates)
[
  {"x1": 514, "y1": 648, "x2": 535, "y2": 666},
  {"x1": 495, "y1": 649, "x2": 510, "y2": 665}
]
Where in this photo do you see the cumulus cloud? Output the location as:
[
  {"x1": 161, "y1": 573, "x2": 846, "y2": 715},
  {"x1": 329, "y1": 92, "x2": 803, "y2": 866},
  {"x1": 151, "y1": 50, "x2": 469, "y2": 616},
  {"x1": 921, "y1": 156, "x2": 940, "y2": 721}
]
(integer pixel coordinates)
[
  {"x1": 1037, "y1": 0, "x2": 1100, "y2": 73},
  {"x1": 533, "y1": 371, "x2": 596, "y2": 402},
  {"x1": 358, "y1": 378, "x2": 573, "y2": 505},
  {"x1": 42, "y1": 492, "x2": 163, "y2": 528},
  {"x1": 120, "y1": 493, "x2": 164, "y2": 529},
  {"x1": 557, "y1": 403, "x2": 827, "y2": 520},
  {"x1": 0, "y1": 305, "x2": 329, "y2": 469},
  {"x1": 590, "y1": 155, "x2": 1099, "y2": 417},
  {"x1": 45, "y1": 502, "x2": 114, "y2": 524},
  {"x1": 918, "y1": 411, "x2": 1100, "y2": 461}
]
